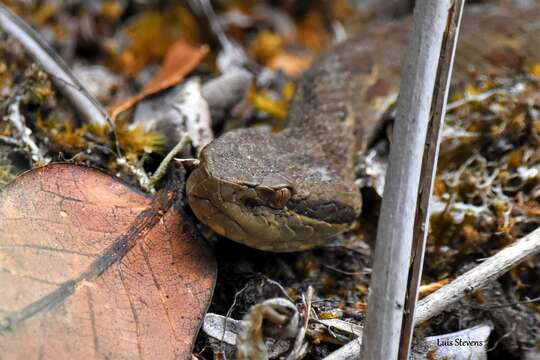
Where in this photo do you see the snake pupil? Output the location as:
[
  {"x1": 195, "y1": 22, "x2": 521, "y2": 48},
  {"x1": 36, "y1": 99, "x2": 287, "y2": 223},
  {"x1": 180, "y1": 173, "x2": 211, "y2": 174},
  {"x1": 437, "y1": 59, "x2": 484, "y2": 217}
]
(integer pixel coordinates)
[{"x1": 269, "y1": 188, "x2": 291, "y2": 209}]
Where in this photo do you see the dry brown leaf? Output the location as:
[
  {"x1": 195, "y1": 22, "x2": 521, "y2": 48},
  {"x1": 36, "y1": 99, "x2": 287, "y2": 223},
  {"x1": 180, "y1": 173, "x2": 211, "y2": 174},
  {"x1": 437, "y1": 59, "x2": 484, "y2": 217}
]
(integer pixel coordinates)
[
  {"x1": 0, "y1": 163, "x2": 216, "y2": 359},
  {"x1": 268, "y1": 52, "x2": 313, "y2": 76},
  {"x1": 109, "y1": 40, "x2": 209, "y2": 119}
]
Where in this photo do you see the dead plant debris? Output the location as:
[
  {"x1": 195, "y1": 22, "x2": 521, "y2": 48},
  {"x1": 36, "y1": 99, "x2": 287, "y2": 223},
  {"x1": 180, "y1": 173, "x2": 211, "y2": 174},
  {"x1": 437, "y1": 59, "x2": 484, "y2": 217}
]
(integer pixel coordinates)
[{"x1": 0, "y1": 1, "x2": 538, "y2": 359}]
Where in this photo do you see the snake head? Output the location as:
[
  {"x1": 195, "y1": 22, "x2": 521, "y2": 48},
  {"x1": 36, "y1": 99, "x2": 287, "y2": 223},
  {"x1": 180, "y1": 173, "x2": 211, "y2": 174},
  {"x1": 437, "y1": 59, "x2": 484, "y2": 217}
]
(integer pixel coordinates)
[{"x1": 186, "y1": 128, "x2": 362, "y2": 252}]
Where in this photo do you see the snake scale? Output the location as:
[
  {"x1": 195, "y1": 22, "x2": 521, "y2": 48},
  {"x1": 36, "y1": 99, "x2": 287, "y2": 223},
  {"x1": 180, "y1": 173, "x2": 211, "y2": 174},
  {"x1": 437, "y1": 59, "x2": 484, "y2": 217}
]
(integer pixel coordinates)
[{"x1": 187, "y1": 5, "x2": 540, "y2": 252}]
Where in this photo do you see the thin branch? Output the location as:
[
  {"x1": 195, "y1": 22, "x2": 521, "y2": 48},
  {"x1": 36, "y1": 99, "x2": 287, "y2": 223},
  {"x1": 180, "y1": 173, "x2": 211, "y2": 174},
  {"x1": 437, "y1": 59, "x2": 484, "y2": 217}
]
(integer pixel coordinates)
[
  {"x1": 147, "y1": 134, "x2": 192, "y2": 190},
  {"x1": 187, "y1": 0, "x2": 248, "y2": 70},
  {"x1": 0, "y1": 4, "x2": 110, "y2": 126},
  {"x1": 220, "y1": 283, "x2": 250, "y2": 360},
  {"x1": 321, "y1": 263, "x2": 371, "y2": 276},
  {"x1": 286, "y1": 286, "x2": 313, "y2": 360},
  {"x1": 398, "y1": 1, "x2": 465, "y2": 359},
  {"x1": 360, "y1": 2, "x2": 455, "y2": 359},
  {"x1": 480, "y1": 295, "x2": 540, "y2": 309},
  {"x1": 414, "y1": 226, "x2": 540, "y2": 324},
  {"x1": 4, "y1": 97, "x2": 46, "y2": 163},
  {"x1": 0, "y1": 135, "x2": 21, "y2": 147}
]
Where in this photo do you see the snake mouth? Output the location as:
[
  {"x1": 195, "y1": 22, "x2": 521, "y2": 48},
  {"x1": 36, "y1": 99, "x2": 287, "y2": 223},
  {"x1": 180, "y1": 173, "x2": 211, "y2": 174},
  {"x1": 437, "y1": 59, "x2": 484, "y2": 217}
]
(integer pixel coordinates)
[
  {"x1": 286, "y1": 198, "x2": 359, "y2": 225},
  {"x1": 186, "y1": 165, "x2": 354, "y2": 252}
]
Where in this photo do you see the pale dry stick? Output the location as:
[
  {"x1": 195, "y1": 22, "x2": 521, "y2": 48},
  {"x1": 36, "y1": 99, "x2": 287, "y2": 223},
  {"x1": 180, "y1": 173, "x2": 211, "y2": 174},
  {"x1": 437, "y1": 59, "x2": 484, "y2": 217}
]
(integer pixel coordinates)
[
  {"x1": 115, "y1": 156, "x2": 151, "y2": 190},
  {"x1": 446, "y1": 88, "x2": 504, "y2": 111},
  {"x1": 323, "y1": 226, "x2": 540, "y2": 360},
  {"x1": 0, "y1": 135, "x2": 20, "y2": 147},
  {"x1": 399, "y1": 1, "x2": 465, "y2": 359},
  {"x1": 5, "y1": 98, "x2": 45, "y2": 163},
  {"x1": 0, "y1": 4, "x2": 110, "y2": 126},
  {"x1": 415, "y1": 226, "x2": 540, "y2": 324},
  {"x1": 187, "y1": 0, "x2": 248, "y2": 70},
  {"x1": 287, "y1": 286, "x2": 314, "y2": 360},
  {"x1": 360, "y1": 2, "x2": 454, "y2": 359}
]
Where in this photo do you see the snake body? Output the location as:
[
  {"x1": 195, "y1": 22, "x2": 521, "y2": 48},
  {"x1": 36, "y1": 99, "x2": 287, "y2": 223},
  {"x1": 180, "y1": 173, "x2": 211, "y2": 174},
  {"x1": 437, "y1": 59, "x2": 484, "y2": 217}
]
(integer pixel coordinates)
[{"x1": 187, "y1": 5, "x2": 540, "y2": 252}]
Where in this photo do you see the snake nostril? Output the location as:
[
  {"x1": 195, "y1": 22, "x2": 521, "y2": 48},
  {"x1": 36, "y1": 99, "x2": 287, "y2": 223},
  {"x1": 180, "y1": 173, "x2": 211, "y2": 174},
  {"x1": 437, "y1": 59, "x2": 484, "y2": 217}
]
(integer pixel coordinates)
[{"x1": 244, "y1": 198, "x2": 259, "y2": 208}]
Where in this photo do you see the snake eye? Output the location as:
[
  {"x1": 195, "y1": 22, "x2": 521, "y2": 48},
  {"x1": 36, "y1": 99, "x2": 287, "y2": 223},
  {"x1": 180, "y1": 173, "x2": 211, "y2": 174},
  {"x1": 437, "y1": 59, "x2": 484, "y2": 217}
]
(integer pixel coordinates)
[{"x1": 268, "y1": 187, "x2": 291, "y2": 209}]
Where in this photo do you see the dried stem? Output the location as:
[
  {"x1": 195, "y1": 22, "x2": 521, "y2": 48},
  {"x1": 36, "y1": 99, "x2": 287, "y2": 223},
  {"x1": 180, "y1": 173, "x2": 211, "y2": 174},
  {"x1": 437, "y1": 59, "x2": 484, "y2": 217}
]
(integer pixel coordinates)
[
  {"x1": 399, "y1": 1, "x2": 465, "y2": 358},
  {"x1": 414, "y1": 226, "x2": 540, "y2": 324},
  {"x1": 4, "y1": 98, "x2": 45, "y2": 163},
  {"x1": 360, "y1": 2, "x2": 455, "y2": 359},
  {"x1": 147, "y1": 134, "x2": 192, "y2": 190},
  {"x1": 0, "y1": 4, "x2": 110, "y2": 126}
]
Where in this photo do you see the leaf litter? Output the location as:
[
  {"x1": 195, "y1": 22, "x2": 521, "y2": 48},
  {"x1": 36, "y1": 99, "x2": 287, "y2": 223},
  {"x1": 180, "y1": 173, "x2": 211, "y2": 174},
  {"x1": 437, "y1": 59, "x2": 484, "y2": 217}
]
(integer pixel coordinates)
[{"x1": 0, "y1": 1, "x2": 539, "y2": 359}]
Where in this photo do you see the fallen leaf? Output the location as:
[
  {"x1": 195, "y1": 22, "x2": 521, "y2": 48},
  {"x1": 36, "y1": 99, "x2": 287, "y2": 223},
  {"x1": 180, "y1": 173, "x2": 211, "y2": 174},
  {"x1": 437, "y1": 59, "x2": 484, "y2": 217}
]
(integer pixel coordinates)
[
  {"x1": 109, "y1": 40, "x2": 209, "y2": 119},
  {"x1": 0, "y1": 163, "x2": 216, "y2": 359},
  {"x1": 268, "y1": 52, "x2": 313, "y2": 76}
]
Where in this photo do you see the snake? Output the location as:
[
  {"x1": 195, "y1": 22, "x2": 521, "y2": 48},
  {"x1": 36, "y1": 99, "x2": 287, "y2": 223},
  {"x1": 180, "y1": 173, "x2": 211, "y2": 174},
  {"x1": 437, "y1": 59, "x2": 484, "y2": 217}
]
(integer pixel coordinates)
[{"x1": 187, "y1": 5, "x2": 540, "y2": 252}]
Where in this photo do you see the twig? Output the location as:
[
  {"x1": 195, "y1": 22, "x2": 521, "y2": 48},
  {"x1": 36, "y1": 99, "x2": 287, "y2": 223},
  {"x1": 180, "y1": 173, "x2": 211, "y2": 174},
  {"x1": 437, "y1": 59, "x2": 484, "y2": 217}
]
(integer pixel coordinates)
[
  {"x1": 323, "y1": 226, "x2": 540, "y2": 359},
  {"x1": 187, "y1": 0, "x2": 248, "y2": 70},
  {"x1": 360, "y1": 2, "x2": 455, "y2": 359},
  {"x1": 287, "y1": 286, "x2": 313, "y2": 360},
  {"x1": 116, "y1": 156, "x2": 151, "y2": 190},
  {"x1": 486, "y1": 326, "x2": 515, "y2": 353},
  {"x1": 147, "y1": 134, "x2": 192, "y2": 190},
  {"x1": 399, "y1": 1, "x2": 465, "y2": 358},
  {"x1": 263, "y1": 276, "x2": 294, "y2": 302},
  {"x1": 0, "y1": 135, "x2": 21, "y2": 147},
  {"x1": 4, "y1": 97, "x2": 46, "y2": 163},
  {"x1": 446, "y1": 88, "x2": 504, "y2": 111},
  {"x1": 414, "y1": 226, "x2": 540, "y2": 324},
  {"x1": 321, "y1": 264, "x2": 371, "y2": 276},
  {"x1": 221, "y1": 283, "x2": 250, "y2": 360},
  {"x1": 0, "y1": 4, "x2": 110, "y2": 126},
  {"x1": 480, "y1": 295, "x2": 540, "y2": 309}
]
